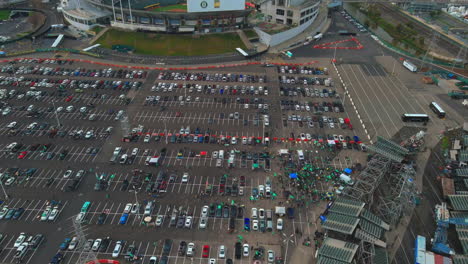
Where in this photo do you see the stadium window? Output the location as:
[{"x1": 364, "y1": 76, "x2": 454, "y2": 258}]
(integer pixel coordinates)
[
  {"x1": 287, "y1": 18, "x2": 292, "y2": 25},
  {"x1": 276, "y1": 9, "x2": 285, "y2": 16},
  {"x1": 276, "y1": 18, "x2": 284, "y2": 24},
  {"x1": 300, "y1": 11, "x2": 306, "y2": 17},
  {"x1": 287, "y1": 10, "x2": 293, "y2": 17},
  {"x1": 300, "y1": 19, "x2": 304, "y2": 24},
  {"x1": 277, "y1": 0, "x2": 285, "y2": 6}
]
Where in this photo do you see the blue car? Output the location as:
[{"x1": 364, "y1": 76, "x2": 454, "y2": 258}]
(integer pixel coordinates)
[
  {"x1": 59, "y1": 238, "x2": 71, "y2": 250},
  {"x1": 198, "y1": 136, "x2": 204, "y2": 143},
  {"x1": 50, "y1": 253, "x2": 64, "y2": 264},
  {"x1": 244, "y1": 218, "x2": 250, "y2": 231},
  {"x1": 353, "y1": 136, "x2": 360, "y2": 142},
  {"x1": 119, "y1": 213, "x2": 129, "y2": 225}
]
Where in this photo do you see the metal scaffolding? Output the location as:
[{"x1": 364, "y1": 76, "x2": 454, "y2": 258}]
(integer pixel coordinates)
[
  {"x1": 343, "y1": 155, "x2": 391, "y2": 205},
  {"x1": 73, "y1": 217, "x2": 99, "y2": 264},
  {"x1": 356, "y1": 240, "x2": 376, "y2": 264},
  {"x1": 375, "y1": 163, "x2": 417, "y2": 226}
]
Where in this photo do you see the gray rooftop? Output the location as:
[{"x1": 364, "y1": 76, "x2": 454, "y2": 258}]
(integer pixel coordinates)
[
  {"x1": 322, "y1": 212, "x2": 360, "y2": 235},
  {"x1": 317, "y1": 238, "x2": 358, "y2": 263},
  {"x1": 329, "y1": 197, "x2": 365, "y2": 217},
  {"x1": 457, "y1": 168, "x2": 468, "y2": 178}
]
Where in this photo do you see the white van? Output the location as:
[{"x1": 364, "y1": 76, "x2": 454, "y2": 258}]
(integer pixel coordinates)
[
  {"x1": 219, "y1": 150, "x2": 224, "y2": 159},
  {"x1": 297, "y1": 150, "x2": 304, "y2": 161}
]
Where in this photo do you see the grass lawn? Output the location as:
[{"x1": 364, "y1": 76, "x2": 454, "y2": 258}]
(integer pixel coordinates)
[
  {"x1": 90, "y1": 26, "x2": 105, "y2": 34},
  {"x1": 0, "y1": 10, "x2": 11, "y2": 20},
  {"x1": 151, "y1": 4, "x2": 187, "y2": 12},
  {"x1": 96, "y1": 29, "x2": 246, "y2": 56},
  {"x1": 243, "y1": 29, "x2": 258, "y2": 39}
]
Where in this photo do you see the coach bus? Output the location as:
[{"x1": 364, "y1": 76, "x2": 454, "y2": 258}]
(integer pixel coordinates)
[
  {"x1": 429, "y1": 102, "x2": 446, "y2": 118},
  {"x1": 401, "y1": 114, "x2": 429, "y2": 122}
]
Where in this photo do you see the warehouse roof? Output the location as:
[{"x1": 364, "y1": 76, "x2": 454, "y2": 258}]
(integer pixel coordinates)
[
  {"x1": 449, "y1": 195, "x2": 468, "y2": 211},
  {"x1": 317, "y1": 238, "x2": 358, "y2": 263}
]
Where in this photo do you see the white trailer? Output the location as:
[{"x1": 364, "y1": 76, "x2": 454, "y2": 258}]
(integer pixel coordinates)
[{"x1": 403, "y1": 60, "x2": 418, "y2": 72}]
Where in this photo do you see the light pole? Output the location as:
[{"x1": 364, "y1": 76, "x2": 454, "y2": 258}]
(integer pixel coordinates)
[
  {"x1": 52, "y1": 101, "x2": 62, "y2": 127},
  {"x1": 0, "y1": 181, "x2": 9, "y2": 200}
]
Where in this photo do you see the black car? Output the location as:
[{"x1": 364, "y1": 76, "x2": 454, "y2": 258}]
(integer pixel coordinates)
[
  {"x1": 237, "y1": 207, "x2": 244, "y2": 219},
  {"x1": 97, "y1": 213, "x2": 107, "y2": 225},
  {"x1": 99, "y1": 237, "x2": 110, "y2": 252},
  {"x1": 120, "y1": 179, "x2": 129, "y2": 191},
  {"x1": 163, "y1": 239, "x2": 172, "y2": 256},
  {"x1": 230, "y1": 206, "x2": 237, "y2": 218},
  {"x1": 235, "y1": 242, "x2": 242, "y2": 259},
  {"x1": 178, "y1": 241, "x2": 187, "y2": 256},
  {"x1": 176, "y1": 216, "x2": 185, "y2": 228},
  {"x1": 49, "y1": 253, "x2": 64, "y2": 264},
  {"x1": 30, "y1": 234, "x2": 44, "y2": 249},
  {"x1": 12, "y1": 208, "x2": 25, "y2": 219}
]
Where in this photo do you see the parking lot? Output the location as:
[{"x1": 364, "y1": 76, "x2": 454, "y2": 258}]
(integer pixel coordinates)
[{"x1": 0, "y1": 57, "x2": 371, "y2": 264}]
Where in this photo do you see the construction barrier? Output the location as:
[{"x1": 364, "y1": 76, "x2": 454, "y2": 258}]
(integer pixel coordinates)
[
  {"x1": 0, "y1": 57, "x2": 320, "y2": 71},
  {"x1": 86, "y1": 260, "x2": 120, "y2": 264},
  {"x1": 313, "y1": 37, "x2": 364, "y2": 50}
]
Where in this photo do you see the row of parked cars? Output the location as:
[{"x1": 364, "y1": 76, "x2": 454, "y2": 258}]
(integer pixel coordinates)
[
  {"x1": 281, "y1": 100, "x2": 344, "y2": 112},
  {"x1": 157, "y1": 72, "x2": 267, "y2": 83},
  {"x1": 152, "y1": 82, "x2": 269, "y2": 96},
  {"x1": 10, "y1": 233, "x2": 44, "y2": 261},
  {"x1": 0, "y1": 75, "x2": 142, "y2": 93},
  {"x1": 280, "y1": 86, "x2": 338, "y2": 98},
  {"x1": 341, "y1": 10, "x2": 367, "y2": 32},
  {"x1": 280, "y1": 75, "x2": 334, "y2": 86},
  {"x1": 1, "y1": 63, "x2": 147, "y2": 79},
  {"x1": 278, "y1": 65, "x2": 329, "y2": 75}
]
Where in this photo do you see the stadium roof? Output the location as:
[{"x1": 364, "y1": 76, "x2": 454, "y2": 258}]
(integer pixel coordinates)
[
  {"x1": 449, "y1": 195, "x2": 468, "y2": 211},
  {"x1": 322, "y1": 212, "x2": 360, "y2": 235},
  {"x1": 457, "y1": 168, "x2": 468, "y2": 178},
  {"x1": 453, "y1": 255, "x2": 468, "y2": 264},
  {"x1": 317, "y1": 238, "x2": 358, "y2": 263},
  {"x1": 460, "y1": 151, "x2": 468, "y2": 162},
  {"x1": 361, "y1": 209, "x2": 390, "y2": 230},
  {"x1": 464, "y1": 135, "x2": 468, "y2": 146},
  {"x1": 374, "y1": 248, "x2": 389, "y2": 264},
  {"x1": 457, "y1": 229, "x2": 468, "y2": 254},
  {"x1": 329, "y1": 197, "x2": 365, "y2": 217}
]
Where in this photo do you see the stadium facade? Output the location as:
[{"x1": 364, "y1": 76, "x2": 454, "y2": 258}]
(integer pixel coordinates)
[{"x1": 61, "y1": 0, "x2": 250, "y2": 32}]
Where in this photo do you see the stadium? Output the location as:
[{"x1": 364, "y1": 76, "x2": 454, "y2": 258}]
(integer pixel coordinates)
[{"x1": 61, "y1": 0, "x2": 251, "y2": 32}]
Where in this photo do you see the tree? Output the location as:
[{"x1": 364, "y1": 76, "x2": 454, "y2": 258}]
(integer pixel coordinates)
[
  {"x1": 364, "y1": 20, "x2": 370, "y2": 28},
  {"x1": 396, "y1": 23, "x2": 403, "y2": 32},
  {"x1": 418, "y1": 36, "x2": 425, "y2": 46}
]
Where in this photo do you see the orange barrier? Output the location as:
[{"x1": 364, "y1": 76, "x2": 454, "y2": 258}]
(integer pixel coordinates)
[
  {"x1": 0, "y1": 58, "x2": 320, "y2": 70},
  {"x1": 86, "y1": 260, "x2": 120, "y2": 264}
]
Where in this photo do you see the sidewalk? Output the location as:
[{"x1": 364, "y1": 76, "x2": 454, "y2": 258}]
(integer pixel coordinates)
[
  {"x1": 269, "y1": 2, "x2": 331, "y2": 53},
  {"x1": 236, "y1": 29, "x2": 254, "y2": 50}
]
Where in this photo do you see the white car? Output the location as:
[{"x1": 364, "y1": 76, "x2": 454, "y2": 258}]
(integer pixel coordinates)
[
  {"x1": 85, "y1": 130, "x2": 94, "y2": 139},
  {"x1": 187, "y1": 243, "x2": 195, "y2": 257},
  {"x1": 277, "y1": 218, "x2": 284, "y2": 230},
  {"x1": 252, "y1": 220, "x2": 259, "y2": 231},
  {"x1": 259, "y1": 209, "x2": 265, "y2": 219},
  {"x1": 199, "y1": 217, "x2": 207, "y2": 229},
  {"x1": 155, "y1": 215, "x2": 164, "y2": 226},
  {"x1": 40, "y1": 206, "x2": 52, "y2": 221},
  {"x1": 112, "y1": 241, "x2": 122, "y2": 258},
  {"x1": 92, "y1": 239, "x2": 102, "y2": 251},
  {"x1": 68, "y1": 237, "x2": 78, "y2": 250},
  {"x1": 201, "y1": 206, "x2": 209, "y2": 218},
  {"x1": 212, "y1": 151, "x2": 218, "y2": 159},
  {"x1": 131, "y1": 203, "x2": 140, "y2": 214},
  {"x1": 79, "y1": 107, "x2": 87, "y2": 113},
  {"x1": 7, "y1": 122, "x2": 17, "y2": 128},
  {"x1": 123, "y1": 203, "x2": 132, "y2": 214},
  {"x1": 218, "y1": 245, "x2": 226, "y2": 259},
  {"x1": 14, "y1": 233, "x2": 26, "y2": 248},
  {"x1": 209, "y1": 259, "x2": 216, "y2": 264},
  {"x1": 144, "y1": 134, "x2": 151, "y2": 142},
  {"x1": 181, "y1": 172, "x2": 189, "y2": 183},
  {"x1": 242, "y1": 137, "x2": 247, "y2": 145},
  {"x1": 63, "y1": 170, "x2": 73, "y2": 178},
  {"x1": 251, "y1": 208, "x2": 258, "y2": 219},
  {"x1": 231, "y1": 137, "x2": 237, "y2": 145},
  {"x1": 56, "y1": 106, "x2": 64, "y2": 113},
  {"x1": 243, "y1": 244, "x2": 249, "y2": 257},
  {"x1": 268, "y1": 250, "x2": 275, "y2": 263},
  {"x1": 0, "y1": 206, "x2": 8, "y2": 219},
  {"x1": 66, "y1": 106, "x2": 74, "y2": 112},
  {"x1": 48, "y1": 206, "x2": 59, "y2": 221},
  {"x1": 185, "y1": 216, "x2": 193, "y2": 228}
]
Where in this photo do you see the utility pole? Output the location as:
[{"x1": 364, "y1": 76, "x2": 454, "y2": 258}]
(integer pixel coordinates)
[
  {"x1": 0, "y1": 181, "x2": 9, "y2": 200},
  {"x1": 74, "y1": 216, "x2": 99, "y2": 264}
]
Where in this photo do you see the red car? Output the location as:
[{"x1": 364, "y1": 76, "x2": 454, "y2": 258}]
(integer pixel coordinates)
[
  {"x1": 240, "y1": 176, "x2": 246, "y2": 186},
  {"x1": 65, "y1": 96, "x2": 73, "y2": 102},
  {"x1": 202, "y1": 245, "x2": 210, "y2": 258},
  {"x1": 18, "y1": 151, "x2": 28, "y2": 159}
]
